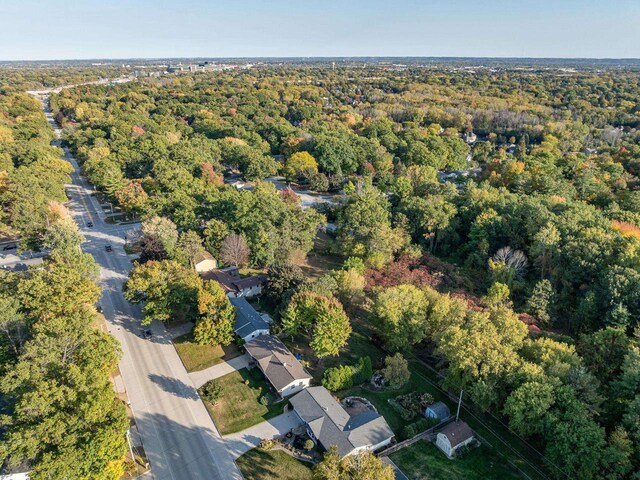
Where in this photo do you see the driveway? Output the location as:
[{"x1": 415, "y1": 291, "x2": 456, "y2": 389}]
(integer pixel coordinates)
[
  {"x1": 190, "y1": 354, "x2": 250, "y2": 388},
  {"x1": 223, "y1": 411, "x2": 303, "y2": 459}
]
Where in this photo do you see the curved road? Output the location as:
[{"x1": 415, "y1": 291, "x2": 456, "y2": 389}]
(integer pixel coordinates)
[{"x1": 37, "y1": 91, "x2": 241, "y2": 480}]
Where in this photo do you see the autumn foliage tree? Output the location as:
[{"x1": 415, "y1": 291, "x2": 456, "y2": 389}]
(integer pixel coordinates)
[{"x1": 281, "y1": 292, "x2": 351, "y2": 358}]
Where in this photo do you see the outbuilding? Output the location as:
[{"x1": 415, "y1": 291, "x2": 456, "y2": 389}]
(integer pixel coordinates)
[
  {"x1": 425, "y1": 401, "x2": 451, "y2": 423},
  {"x1": 435, "y1": 421, "x2": 474, "y2": 458}
]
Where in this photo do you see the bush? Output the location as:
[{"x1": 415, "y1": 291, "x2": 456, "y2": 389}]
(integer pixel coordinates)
[
  {"x1": 199, "y1": 380, "x2": 222, "y2": 405},
  {"x1": 400, "y1": 418, "x2": 430, "y2": 440},
  {"x1": 303, "y1": 439, "x2": 315, "y2": 451},
  {"x1": 322, "y1": 356, "x2": 373, "y2": 392},
  {"x1": 322, "y1": 365, "x2": 353, "y2": 392},
  {"x1": 259, "y1": 439, "x2": 278, "y2": 450},
  {"x1": 389, "y1": 392, "x2": 434, "y2": 421},
  {"x1": 352, "y1": 356, "x2": 373, "y2": 384},
  {"x1": 259, "y1": 395, "x2": 269, "y2": 406}
]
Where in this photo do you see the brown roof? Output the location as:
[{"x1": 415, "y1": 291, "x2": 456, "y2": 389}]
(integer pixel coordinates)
[
  {"x1": 194, "y1": 250, "x2": 215, "y2": 264},
  {"x1": 244, "y1": 335, "x2": 311, "y2": 391},
  {"x1": 200, "y1": 269, "x2": 265, "y2": 294},
  {"x1": 439, "y1": 421, "x2": 473, "y2": 448}
]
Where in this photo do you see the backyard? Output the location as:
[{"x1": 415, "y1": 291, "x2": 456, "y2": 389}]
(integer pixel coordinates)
[
  {"x1": 204, "y1": 368, "x2": 286, "y2": 435},
  {"x1": 236, "y1": 447, "x2": 313, "y2": 480},
  {"x1": 390, "y1": 440, "x2": 523, "y2": 480},
  {"x1": 173, "y1": 332, "x2": 240, "y2": 372}
]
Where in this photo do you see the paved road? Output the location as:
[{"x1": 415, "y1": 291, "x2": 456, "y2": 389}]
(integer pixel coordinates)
[{"x1": 37, "y1": 94, "x2": 241, "y2": 480}]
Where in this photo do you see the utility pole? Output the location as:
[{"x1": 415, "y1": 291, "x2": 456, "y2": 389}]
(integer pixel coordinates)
[{"x1": 456, "y1": 390, "x2": 463, "y2": 421}]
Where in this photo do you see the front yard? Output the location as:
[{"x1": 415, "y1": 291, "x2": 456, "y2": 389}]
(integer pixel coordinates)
[
  {"x1": 390, "y1": 440, "x2": 523, "y2": 480},
  {"x1": 236, "y1": 447, "x2": 313, "y2": 480},
  {"x1": 204, "y1": 368, "x2": 286, "y2": 435},
  {"x1": 173, "y1": 333, "x2": 241, "y2": 372}
]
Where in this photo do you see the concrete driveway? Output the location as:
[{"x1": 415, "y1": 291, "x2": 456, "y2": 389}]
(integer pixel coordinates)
[
  {"x1": 223, "y1": 411, "x2": 303, "y2": 459},
  {"x1": 190, "y1": 354, "x2": 250, "y2": 388}
]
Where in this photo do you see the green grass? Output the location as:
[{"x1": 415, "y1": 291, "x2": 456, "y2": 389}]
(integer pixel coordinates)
[
  {"x1": 173, "y1": 333, "x2": 240, "y2": 373},
  {"x1": 204, "y1": 368, "x2": 286, "y2": 435},
  {"x1": 390, "y1": 440, "x2": 523, "y2": 480},
  {"x1": 236, "y1": 447, "x2": 313, "y2": 480}
]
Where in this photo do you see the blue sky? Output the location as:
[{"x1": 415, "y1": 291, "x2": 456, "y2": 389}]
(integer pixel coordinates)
[{"x1": 1, "y1": 0, "x2": 639, "y2": 60}]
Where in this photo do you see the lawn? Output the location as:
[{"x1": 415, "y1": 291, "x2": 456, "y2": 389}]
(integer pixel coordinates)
[
  {"x1": 390, "y1": 440, "x2": 523, "y2": 480},
  {"x1": 236, "y1": 447, "x2": 313, "y2": 480},
  {"x1": 173, "y1": 333, "x2": 240, "y2": 373},
  {"x1": 204, "y1": 368, "x2": 286, "y2": 435}
]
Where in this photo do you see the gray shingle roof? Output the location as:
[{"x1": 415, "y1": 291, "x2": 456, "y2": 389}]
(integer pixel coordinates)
[
  {"x1": 290, "y1": 386, "x2": 394, "y2": 457},
  {"x1": 244, "y1": 335, "x2": 311, "y2": 391},
  {"x1": 426, "y1": 401, "x2": 451, "y2": 420},
  {"x1": 230, "y1": 297, "x2": 270, "y2": 339}
]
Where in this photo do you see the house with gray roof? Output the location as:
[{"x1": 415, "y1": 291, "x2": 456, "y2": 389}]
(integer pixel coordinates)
[
  {"x1": 244, "y1": 335, "x2": 311, "y2": 398},
  {"x1": 290, "y1": 386, "x2": 394, "y2": 458},
  {"x1": 230, "y1": 297, "x2": 270, "y2": 343}
]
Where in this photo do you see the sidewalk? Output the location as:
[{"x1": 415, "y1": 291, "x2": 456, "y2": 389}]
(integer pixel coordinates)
[{"x1": 189, "y1": 354, "x2": 250, "y2": 388}]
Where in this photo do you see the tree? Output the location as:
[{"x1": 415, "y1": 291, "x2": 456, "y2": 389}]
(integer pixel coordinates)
[
  {"x1": 483, "y1": 282, "x2": 511, "y2": 307},
  {"x1": 264, "y1": 262, "x2": 306, "y2": 306},
  {"x1": 313, "y1": 446, "x2": 394, "y2": 480},
  {"x1": 382, "y1": 353, "x2": 410, "y2": 389},
  {"x1": 114, "y1": 180, "x2": 148, "y2": 215},
  {"x1": 198, "y1": 380, "x2": 223, "y2": 405},
  {"x1": 374, "y1": 285, "x2": 430, "y2": 351},
  {"x1": 527, "y1": 279, "x2": 555, "y2": 325},
  {"x1": 283, "y1": 151, "x2": 318, "y2": 182},
  {"x1": 140, "y1": 216, "x2": 178, "y2": 257},
  {"x1": 322, "y1": 365, "x2": 353, "y2": 392},
  {"x1": 203, "y1": 219, "x2": 228, "y2": 257},
  {"x1": 193, "y1": 281, "x2": 235, "y2": 346},
  {"x1": 503, "y1": 380, "x2": 556, "y2": 437},
  {"x1": 220, "y1": 233, "x2": 250, "y2": 267},
  {"x1": 281, "y1": 292, "x2": 351, "y2": 358},
  {"x1": 124, "y1": 260, "x2": 202, "y2": 324},
  {"x1": 175, "y1": 230, "x2": 206, "y2": 268}
]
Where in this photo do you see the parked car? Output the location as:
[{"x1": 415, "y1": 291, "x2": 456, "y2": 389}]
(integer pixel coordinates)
[
  {"x1": 87, "y1": 221, "x2": 93, "y2": 228},
  {"x1": 105, "y1": 244, "x2": 113, "y2": 252},
  {"x1": 142, "y1": 329, "x2": 153, "y2": 339},
  {"x1": 2, "y1": 244, "x2": 17, "y2": 251}
]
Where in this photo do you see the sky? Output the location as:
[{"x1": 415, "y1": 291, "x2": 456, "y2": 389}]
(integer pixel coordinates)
[{"x1": 1, "y1": 0, "x2": 639, "y2": 61}]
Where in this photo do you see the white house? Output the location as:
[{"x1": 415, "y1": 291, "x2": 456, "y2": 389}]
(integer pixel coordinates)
[
  {"x1": 290, "y1": 386, "x2": 395, "y2": 458},
  {"x1": 194, "y1": 251, "x2": 217, "y2": 273},
  {"x1": 230, "y1": 297, "x2": 270, "y2": 343},
  {"x1": 435, "y1": 421, "x2": 474, "y2": 458},
  {"x1": 244, "y1": 335, "x2": 312, "y2": 398}
]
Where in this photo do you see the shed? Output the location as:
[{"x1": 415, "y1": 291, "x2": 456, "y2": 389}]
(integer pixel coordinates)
[
  {"x1": 194, "y1": 251, "x2": 217, "y2": 273},
  {"x1": 435, "y1": 421, "x2": 474, "y2": 458},
  {"x1": 425, "y1": 401, "x2": 451, "y2": 423}
]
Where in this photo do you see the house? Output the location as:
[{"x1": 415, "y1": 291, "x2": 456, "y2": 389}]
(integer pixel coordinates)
[
  {"x1": 201, "y1": 266, "x2": 266, "y2": 298},
  {"x1": 463, "y1": 131, "x2": 477, "y2": 144},
  {"x1": 194, "y1": 251, "x2": 217, "y2": 273},
  {"x1": 290, "y1": 386, "x2": 395, "y2": 458},
  {"x1": 230, "y1": 297, "x2": 270, "y2": 342},
  {"x1": 435, "y1": 421, "x2": 474, "y2": 458},
  {"x1": 425, "y1": 401, "x2": 451, "y2": 423},
  {"x1": 244, "y1": 335, "x2": 312, "y2": 398}
]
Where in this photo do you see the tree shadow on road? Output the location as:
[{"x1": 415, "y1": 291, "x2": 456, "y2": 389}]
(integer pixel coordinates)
[{"x1": 148, "y1": 374, "x2": 200, "y2": 401}]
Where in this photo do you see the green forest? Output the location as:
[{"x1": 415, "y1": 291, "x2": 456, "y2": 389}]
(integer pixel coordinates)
[{"x1": 1, "y1": 63, "x2": 640, "y2": 479}]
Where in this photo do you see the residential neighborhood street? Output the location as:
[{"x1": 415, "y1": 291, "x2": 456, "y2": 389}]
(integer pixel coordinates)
[{"x1": 39, "y1": 94, "x2": 242, "y2": 480}]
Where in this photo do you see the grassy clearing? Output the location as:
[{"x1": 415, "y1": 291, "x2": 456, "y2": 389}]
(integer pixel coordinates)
[
  {"x1": 205, "y1": 368, "x2": 286, "y2": 435},
  {"x1": 390, "y1": 440, "x2": 523, "y2": 480},
  {"x1": 236, "y1": 447, "x2": 313, "y2": 480},
  {"x1": 173, "y1": 333, "x2": 240, "y2": 373}
]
